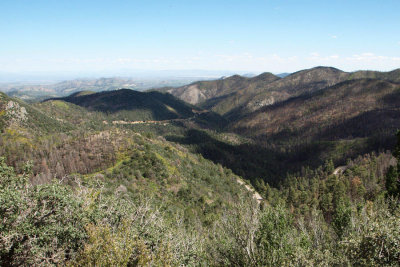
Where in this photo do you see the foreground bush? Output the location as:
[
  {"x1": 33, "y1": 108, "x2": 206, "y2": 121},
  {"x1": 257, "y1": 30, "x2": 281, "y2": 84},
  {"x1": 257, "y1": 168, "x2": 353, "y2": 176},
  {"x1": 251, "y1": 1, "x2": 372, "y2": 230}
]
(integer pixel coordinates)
[
  {"x1": 342, "y1": 199, "x2": 400, "y2": 266},
  {"x1": 0, "y1": 158, "x2": 87, "y2": 265},
  {"x1": 0, "y1": 158, "x2": 203, "y2": 266}
]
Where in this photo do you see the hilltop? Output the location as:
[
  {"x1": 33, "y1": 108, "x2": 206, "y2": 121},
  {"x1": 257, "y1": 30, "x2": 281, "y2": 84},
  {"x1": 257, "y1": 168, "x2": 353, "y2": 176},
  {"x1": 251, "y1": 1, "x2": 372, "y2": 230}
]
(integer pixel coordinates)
[
  {"x1": 0, "y1": 91, "x2": 72, "y2": 135},
  {"x1": 46, "y1": 89, "x2": 196, "y2": 122}
]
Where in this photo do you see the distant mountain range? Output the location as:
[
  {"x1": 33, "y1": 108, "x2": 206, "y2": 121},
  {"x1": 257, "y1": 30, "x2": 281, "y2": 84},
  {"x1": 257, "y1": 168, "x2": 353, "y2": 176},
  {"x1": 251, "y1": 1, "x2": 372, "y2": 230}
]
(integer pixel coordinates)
[
  {"x1": 161, "y1": 66, "x2": 400, "y2": 117},
  {"x1": 276, "y1": 72, "x2": 291, "y2": 78},
  {"x1": 0, "y1": 70, "x2": 291, "y2": 102},
  {"x1": 0, "y1": 76, "x2": 223, "y2": 102}
]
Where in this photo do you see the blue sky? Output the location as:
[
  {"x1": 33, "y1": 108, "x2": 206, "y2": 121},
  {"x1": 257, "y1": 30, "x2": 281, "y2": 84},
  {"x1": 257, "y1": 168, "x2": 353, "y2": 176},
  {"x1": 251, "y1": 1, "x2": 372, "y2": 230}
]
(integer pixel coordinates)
[{"x1": 1, "y1": 0, "x2": 399, "y2": 75}]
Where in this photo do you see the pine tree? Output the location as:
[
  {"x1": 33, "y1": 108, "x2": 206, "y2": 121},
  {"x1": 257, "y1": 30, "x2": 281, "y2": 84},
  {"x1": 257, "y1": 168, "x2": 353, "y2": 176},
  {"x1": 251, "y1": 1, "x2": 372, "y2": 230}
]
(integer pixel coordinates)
[
  {"x1": 385, "y1": 166, "x2": 399, "y2": 197},
  {"x1": 385, "y1": 131, "x2": 400, "y2": 196}
]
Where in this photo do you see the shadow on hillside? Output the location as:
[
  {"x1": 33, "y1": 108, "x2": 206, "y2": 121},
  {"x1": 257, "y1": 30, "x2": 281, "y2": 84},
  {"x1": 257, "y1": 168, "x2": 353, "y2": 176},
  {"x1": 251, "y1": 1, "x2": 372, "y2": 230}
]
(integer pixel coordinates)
[
  {"x1": 168, "y1": 113, "x2": 399, "y2": 187},
  {"x1": 199, "y1": 92, "x2": 237, "y2": 110},
  {"x1": 317, "y1": 109, "x2": 400, "y2": 142},
  {"x1": 46, "y1": 90, "x2": 194, "y2": 121},
  {"x1": 166, "y1": 128, "x2": 365, "y2": 186},
  {"x1": 167, "y1": 129, "x2": 282, "y2": 186}
]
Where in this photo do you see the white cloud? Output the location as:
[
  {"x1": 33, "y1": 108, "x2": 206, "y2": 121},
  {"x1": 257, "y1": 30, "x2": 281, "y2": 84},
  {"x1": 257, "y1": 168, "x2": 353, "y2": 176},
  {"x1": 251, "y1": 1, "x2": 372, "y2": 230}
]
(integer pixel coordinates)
[
  {"x1": 308, "y1": 53, "x2": 339, "y2": 61},
  {"x1": 345, "y1": 52, "x2": 399, "y2": 61},
  {"x1": 331, "y1": 35, "x2": 337, "y2": 39},
  {"x1": 116, "y1": 58, "x2": 133, "y2": 64}
]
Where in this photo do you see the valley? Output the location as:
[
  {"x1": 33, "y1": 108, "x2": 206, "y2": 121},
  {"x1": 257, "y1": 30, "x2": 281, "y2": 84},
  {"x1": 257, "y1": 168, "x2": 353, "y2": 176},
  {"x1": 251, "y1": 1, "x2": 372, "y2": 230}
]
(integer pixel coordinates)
[{"x1": 1, "y1": 66, "x2": 400, "y2": 266}]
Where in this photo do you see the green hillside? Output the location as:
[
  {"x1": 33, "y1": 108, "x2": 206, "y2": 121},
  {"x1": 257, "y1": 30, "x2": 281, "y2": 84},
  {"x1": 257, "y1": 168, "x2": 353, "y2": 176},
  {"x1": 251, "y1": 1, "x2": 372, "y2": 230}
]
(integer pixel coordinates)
[
  {"x1": 34, "y1": 99, "x2": 107, "y2": 129},
  {"x1": 47, "y1": 89, "x2": 196, "y2": 122},
  {"x1": 0, "y1": 94, "x2": 258, "y2": 265},
  {"x1": 0, "y1": 91, "x2": 72, "y2": 134}
]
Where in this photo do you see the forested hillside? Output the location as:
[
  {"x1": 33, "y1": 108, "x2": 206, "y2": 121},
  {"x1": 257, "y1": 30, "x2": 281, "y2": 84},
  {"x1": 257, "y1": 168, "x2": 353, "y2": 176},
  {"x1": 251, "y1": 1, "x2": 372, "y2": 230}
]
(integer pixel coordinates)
[
  {"x1": 155, "y1": 68, "x2": 400, "y2": 186},
  {"x1": 226, "y1": 78, "x2": 400, "y2": 174},
  {"x1": 47, "y1": 89, "x2": 197, "y2": 122},
  {"x1": 0, "y1": 91, "x2": 258, "y2": 265},
  {"x1": 1, "y1": 68, "x2": 400, "y2": 266}
]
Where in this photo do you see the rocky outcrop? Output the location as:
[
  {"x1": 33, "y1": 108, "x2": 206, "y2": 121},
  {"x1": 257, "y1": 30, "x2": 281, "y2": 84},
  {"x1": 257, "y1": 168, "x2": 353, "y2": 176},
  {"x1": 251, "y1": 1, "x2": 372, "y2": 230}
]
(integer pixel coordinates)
[{"x1": 5, "y1": 101, "x2": 28, "y2": 125}]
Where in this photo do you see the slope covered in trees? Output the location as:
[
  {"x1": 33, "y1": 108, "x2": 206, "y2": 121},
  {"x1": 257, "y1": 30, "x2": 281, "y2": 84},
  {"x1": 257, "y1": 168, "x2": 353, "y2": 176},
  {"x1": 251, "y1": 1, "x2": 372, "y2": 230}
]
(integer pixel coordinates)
[
  {"x1": 47, "y1": 89, "x2": 197, "y2": 122},
  {"x1": 155, "y1": 69, "x2": 400, "y2": 188},
  {"x1": 0, "y1": 94, "x2": 258, "y2": 265},
  {"x1": 1, "y1": 67, "x2": 400, "y2": 266},
  {"x1": 1, "y1": 129, "x2": 399, "y2": 266},
  {"x1": 225, "y1": 78, "x2": 400, "y2": 175}
]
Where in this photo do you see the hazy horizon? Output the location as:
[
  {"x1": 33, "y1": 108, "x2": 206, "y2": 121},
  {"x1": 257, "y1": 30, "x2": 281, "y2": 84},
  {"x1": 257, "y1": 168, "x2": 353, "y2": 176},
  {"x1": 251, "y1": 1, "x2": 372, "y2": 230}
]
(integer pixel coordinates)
[
  {"x1": 2, "y1": 65, "x2": 400, "y2": 84},
  {"x1": 1, "y1": 0, "x2": 399, "y2": 77},
  {"x1": 0, "y1": 69, "x2": 256, "y2": 84}
]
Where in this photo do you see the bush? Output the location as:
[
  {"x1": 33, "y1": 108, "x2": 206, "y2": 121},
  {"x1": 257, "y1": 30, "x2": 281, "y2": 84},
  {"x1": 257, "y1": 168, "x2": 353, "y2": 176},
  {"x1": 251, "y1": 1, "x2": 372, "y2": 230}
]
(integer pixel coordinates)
[
  {"x1": 342, "y1": 200, "x2": 400, "y2": 266},
  {"x1": 0, "y1": 158, "x2": 87, "y2": 266},
  {"x1": 71, "y1": 222, "x2": 154, "y2": 266}
]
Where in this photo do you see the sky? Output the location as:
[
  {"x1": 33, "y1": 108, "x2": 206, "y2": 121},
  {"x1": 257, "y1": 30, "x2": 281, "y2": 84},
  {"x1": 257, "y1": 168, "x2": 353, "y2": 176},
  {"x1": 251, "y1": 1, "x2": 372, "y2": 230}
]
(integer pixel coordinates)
[{"x1": 1, "y1": 0, "x2": 399, "y2": 77}]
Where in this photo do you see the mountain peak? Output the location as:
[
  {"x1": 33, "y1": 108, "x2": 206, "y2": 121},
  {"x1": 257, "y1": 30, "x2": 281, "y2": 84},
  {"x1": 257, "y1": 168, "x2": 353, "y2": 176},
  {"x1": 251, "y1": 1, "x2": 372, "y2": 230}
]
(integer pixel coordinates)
[
  {"x1": 224, "y1": 74, "x2": 247, "y2": 81},
  {"x1": 312, "y1": 66, "x2": 343, "y2": 71},
  {"x1": 291, "y1": 66, "x2": 345, "y2": 76},
  {"x1": 251, "y1": 72, "x2": 280, "y2": 82}
]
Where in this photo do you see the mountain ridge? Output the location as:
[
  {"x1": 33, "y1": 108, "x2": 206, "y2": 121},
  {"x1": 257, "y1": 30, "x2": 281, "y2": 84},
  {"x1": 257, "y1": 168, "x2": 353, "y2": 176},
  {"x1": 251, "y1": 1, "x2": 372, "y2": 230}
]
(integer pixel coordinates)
[
  {"x1": 45, "y1": 88, "x2": 196, "y2": 122},
  {"x1": 161, "y1": 66, "x2": 400, "y2": 117}
]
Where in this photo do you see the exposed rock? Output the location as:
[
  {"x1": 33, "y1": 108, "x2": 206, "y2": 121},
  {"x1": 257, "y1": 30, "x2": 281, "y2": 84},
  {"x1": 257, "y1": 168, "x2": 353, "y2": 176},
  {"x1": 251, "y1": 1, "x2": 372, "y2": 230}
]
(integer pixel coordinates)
[
  {"x1": 179, "y1": 84, "x2": 206, "y2": 104},
  {"x1": 5, "y1": 101, "x2": 28, "y2": 125},
  {"x1": 247, "y1": 96, "x2": 275, "y2": 110},
  {"x1": 333, "y1": 166, "x2": 347, "y2": 176}
]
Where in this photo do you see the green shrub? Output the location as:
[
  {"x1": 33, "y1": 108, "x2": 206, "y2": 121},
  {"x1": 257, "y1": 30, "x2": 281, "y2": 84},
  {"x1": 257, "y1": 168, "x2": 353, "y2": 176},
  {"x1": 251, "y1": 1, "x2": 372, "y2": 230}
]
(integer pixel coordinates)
[
  {"x1": 0, "y1": 158, "x2": 87, "y2": 266},
  {"x1": 342, "y1": 201, "x2": 400, "y2": 266}
]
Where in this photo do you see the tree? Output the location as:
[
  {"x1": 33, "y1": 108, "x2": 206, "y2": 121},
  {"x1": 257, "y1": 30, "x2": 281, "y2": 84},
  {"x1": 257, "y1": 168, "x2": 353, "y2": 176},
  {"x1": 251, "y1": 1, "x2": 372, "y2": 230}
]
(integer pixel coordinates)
[
  {"x1": 385, "y1": 166, "x2": 399, "y2": 197},
  {"x1": 385, "y1": 131, "x2": 400, "y2": 197},
  {"x1": 332, "y1": 199, "x2": 351, "y2": 239}
]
